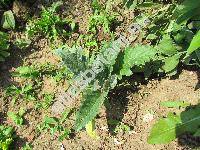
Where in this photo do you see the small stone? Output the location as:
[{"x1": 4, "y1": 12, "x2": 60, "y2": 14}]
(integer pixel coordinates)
[{"x1": 143, "y1": 113, "x2": 154, "y2": 123}]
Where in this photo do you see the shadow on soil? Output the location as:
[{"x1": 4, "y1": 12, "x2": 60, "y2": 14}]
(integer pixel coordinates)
[
  {"x1": 104, "y1": 74, "x2": 147, "y2": 135},
  {"x1": 195, "y1": 71, "x2": 200, "y2": 90}
]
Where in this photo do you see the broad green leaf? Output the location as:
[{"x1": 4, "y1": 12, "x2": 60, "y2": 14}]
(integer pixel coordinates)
[
  {"x1": 0, "y1": 50, "x2": 10, "y2": 57},
  {"x1": 148, "y1": 107, "x2": 200, "y2": 144},
  {"x1": 180, "y1": 107, "x2": 200, "y2": 133},
  {"x1": 160, "y1": 101, "x2": 190, "y2": 108},
  {"x1": 1, "y1": 10, "x2": 15, "y2": 29},
  {"x1": 175, "y1": 0, "x2": 200, "y2": 24},
  {"x1": 186, "y1": 30, "x2": 200, "y2": 56},
  {"x1": 75, "y1": 90, "x2": 109, "y2": 131},
  {"x1": 148, "y1": 113, "x2": 182, "y2": 144},
  {"x1": 0, "y1": 56, "x2": 5, "y2": 62},
  {"x1": 162, "y1": 54, "x2": 181, "y2": 73},
  {"x1": 194, "y1": 129, "x2": 200, "y2": 137}
]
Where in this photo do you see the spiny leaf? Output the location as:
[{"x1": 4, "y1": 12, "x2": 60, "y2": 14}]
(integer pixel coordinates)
[
  {"x1": 55, "y1": 45, "x2": 88, "y2": 75},
  {"x1": 75, "y1": 89, "x2": 109, "y2": 131}
]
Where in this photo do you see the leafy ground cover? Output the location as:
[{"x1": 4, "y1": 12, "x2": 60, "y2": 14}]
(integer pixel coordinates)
[{"x1": 0, "y1": 0, "x2": 200, "y2": 149}]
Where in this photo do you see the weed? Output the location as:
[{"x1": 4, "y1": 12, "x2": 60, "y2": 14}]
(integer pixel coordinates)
[
  {"x1": 0, "y1": 125, "x2": 14, "y2": 150},
  {"x1": 35, "y1": 93, "x2": 54, "y2": 110},
  {"x1": 7, "y1": 108, "x2": 26, "y2": 126},
  {"x1": 13, "y1": 66, "x2": 40, "y2": 79},
  {"x1": 22, "y1": 144, "x2": 33, "y2": 150},
  {"x1": 26, "y1": 1, "x2": 76, "y2": 41},
  {"x1": 37, "y1": 109, "x2": 71, "y2": 141},
  {"x1": 88, "y1": 0, "x2": 118, "y2": 34},
  {"x1": 14, "y1": 38, "x2": 31, "y2": 49},
  {"x1": 0, "y1": 31, "x2": 10, "y2": 62},
  {"x1": 108, "y1": 119, "x2": 131, "y2": 133},
  {"x1": 6, "y1": 84, "x2": 36, "y2": 104}
]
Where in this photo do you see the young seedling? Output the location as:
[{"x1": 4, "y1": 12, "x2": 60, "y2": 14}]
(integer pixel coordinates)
[
  {"x1": 37, "y1": 109, "x2": 71, "y2": 141},
  {"x1": 26, "y1": 1, "x2": 76, "y2": 41},
  {"x1": 0, "y1": 31, "x2": 10, "y2": 62},
  {"x1": 88, "y1": 0, "x2": 118, "y2": 34},
  {"x1": 8, "y1": 108, "x2": 26, "y2": 126},
  {"x1": 35, "y1": 93, "x2": 54, "y2": 110},
  {"x1": 6, "y1": 84, "x2": 36, "y2": 104}
]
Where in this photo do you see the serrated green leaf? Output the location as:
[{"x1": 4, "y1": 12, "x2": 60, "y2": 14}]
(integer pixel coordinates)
[
  {"x1": 13, "y1": 66, "x2": 40, "y2": 78},
  {"x1": 1, "y1": 10, "x2": 15, "y2": 29},
  {"x1": 160, "y1": 101, "x2": 190, "y2": 108},
  {"x1": 186, "y1": 30, "x2": 200, "y2": 56},
  {"x1": 156, "y1": 35, "x2": 178, "y2": 56},
  {"x1": 148, "y1": 107, "x2": 200, "y2": 144},
  {"x1": 75, "y1": 90, "x2": 109, "y2": 131},
  {"x1": 120, "y1": 45, "x2": 156, "y2": 76},
  {"x1": 55, "y1": 45, "x2": 88, "y2": 75},
  {"x1": 162, "y1": 54, "x2": 181, "y2": 73}
]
